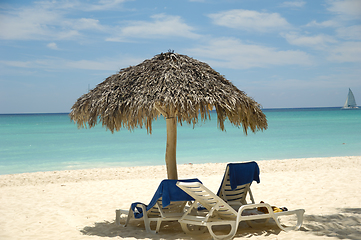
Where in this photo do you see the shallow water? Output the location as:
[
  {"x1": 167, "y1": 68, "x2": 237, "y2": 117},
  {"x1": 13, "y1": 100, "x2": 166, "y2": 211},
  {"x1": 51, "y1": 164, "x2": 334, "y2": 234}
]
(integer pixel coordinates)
[{"x1": 1, "y1": 107, "x2": 360, "y2": 175}]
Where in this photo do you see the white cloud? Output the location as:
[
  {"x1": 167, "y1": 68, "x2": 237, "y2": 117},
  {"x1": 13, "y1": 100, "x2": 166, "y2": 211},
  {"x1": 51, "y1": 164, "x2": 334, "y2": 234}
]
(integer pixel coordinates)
[
  {"x1": 64, "y1": 56, "x2": 145, "y2": 70},
  {"x1": 47, "y1": 42, "x2": 59, "y2": 50},
  {"x1": 304, "y1": 5, "x2": 361, "y2": 41},
  {"x1": 281, "y1": 1, "x2": 306, "y2": 8},
  {"x1": 0, "y1": 7, "x2": 65, "y2": 40},
  {"x1": 336, "y1": 25, "x2": 361, "y2": 40},
  {"x1": 0, "y1": 56, "x2": 144, "y2": 71},
  {"x1": 106, "y1": 14, "x2": 201, "y2": 41},
  {"x1": 208, "y1": 9, "x2": 291, "y2": 32},
  {"x1": 328, "y1": 41, "x2": 361, "y2": 62},
  {"x1": 84, "y1": 0, "x2": 130, "y2": 11},
  {"x1": 64, "y1": 60, "x2": 122, "y2": 70},
  {"x1": 282, "y1": 32, "x2": 337, "y2": 48},
  {"x1": 327, "y1": 0, "x2": 361, "y2": 19},
  {"x1": 305, "y1": 20, "x2": 340, "y2": 28},
  {"x1": 0, "y1": 60, "x2": 32, "y2": 68},
  {"x1": 0, "y1": 1, "x2": 117, "y2": 41},
  {"x1": 71, "y1": 18, "x2": 104, "y2": 30},
  {"x1": 34, "y1": 0, "x2": 130, "y2": 11},
  {"x1": 187, "y1": 38, "x2": 312, "y2": 69}
]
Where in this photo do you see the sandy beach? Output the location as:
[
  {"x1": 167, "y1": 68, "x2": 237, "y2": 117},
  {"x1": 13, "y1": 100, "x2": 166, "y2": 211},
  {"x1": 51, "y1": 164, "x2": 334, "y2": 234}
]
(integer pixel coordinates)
[{"x1": 1, "y1": 156, "x2": 360, "y2": 240}]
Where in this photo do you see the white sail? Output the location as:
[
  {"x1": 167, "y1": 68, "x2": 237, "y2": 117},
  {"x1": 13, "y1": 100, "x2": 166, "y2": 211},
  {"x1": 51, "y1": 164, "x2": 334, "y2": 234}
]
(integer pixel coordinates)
[{"x1": 343, "y1": 88, "x2": 358, "y2": 109}]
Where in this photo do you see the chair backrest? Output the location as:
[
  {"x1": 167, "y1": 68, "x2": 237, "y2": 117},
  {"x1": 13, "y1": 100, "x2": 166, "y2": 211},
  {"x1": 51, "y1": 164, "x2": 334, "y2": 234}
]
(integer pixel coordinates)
[
  {"x1": 177, "y1": 181, "x2": 237, "y2": 220},
  {"x1": 217, "y1": 162, "x2": 260, "y2": 205},
  {"x1": 218, "y1": 167, "x2": 254, "y2": 205},
  {"x1": 219, "y1": 181, "x2": 253, "y2": 205},
  {"x1": 147, "y1": 197, "x2": 186, "y2": 218},
  {"x1": 132, "y1": 178, "x2": 201, "y2": 219}
]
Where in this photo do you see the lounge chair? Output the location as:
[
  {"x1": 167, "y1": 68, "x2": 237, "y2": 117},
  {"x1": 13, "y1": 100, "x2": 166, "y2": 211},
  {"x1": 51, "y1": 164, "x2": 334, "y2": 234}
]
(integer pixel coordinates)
[
  {"x1": 115, "y1": 178, "x2": 201, "y2": 234},
  {"x1": 177, "y1": 170, "x2": 305, "y2": 239},
  {"x1": 217, "y1": 162, "x2": 304, "y2": 228}
]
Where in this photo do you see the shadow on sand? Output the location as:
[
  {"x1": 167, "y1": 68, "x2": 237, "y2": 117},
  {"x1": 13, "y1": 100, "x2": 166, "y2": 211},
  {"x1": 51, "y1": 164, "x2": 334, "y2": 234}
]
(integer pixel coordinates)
[
  {"x1": 80, "y1": 208, "x2": 361, "y2": 239},
  {"x1": 301, "y1": 208, "x2": 361, "y2": 240},
  {"x1": 80, "y1": 219, "x2": 190, "y2": 240},
  {"x1": 80, "y1": 218, "x2": 282, "y2": 239}
]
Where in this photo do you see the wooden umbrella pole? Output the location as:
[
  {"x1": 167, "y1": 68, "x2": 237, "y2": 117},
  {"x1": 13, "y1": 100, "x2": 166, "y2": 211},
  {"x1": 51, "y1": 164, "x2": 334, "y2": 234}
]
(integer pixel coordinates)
[
  {"x1": 155, "y1": 102, "x2": 178, "y2": 179},
  {"x1": 165, "y1": 116, "x2": 178, "y2": 180}
]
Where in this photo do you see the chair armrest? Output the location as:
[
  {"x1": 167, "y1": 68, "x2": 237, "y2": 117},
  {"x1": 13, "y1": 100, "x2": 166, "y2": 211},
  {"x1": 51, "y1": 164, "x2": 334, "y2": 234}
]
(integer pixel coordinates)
[{"x1": 236, "y1": 203, "x2": 274, "y2": 218}]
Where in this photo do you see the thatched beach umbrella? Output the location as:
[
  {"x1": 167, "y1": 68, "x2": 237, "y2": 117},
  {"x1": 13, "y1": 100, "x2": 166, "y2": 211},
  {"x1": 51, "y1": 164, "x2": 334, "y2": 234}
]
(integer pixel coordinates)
[{"x1": 70, "y1": 52, "x2": 267, "y2": 179}]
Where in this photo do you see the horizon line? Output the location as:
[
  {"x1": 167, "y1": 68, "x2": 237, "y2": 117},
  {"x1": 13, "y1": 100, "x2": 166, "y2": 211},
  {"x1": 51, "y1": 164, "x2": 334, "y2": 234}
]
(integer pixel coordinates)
[{"x1": 0, "y1": 106, "x2": 355, "y2": 115}]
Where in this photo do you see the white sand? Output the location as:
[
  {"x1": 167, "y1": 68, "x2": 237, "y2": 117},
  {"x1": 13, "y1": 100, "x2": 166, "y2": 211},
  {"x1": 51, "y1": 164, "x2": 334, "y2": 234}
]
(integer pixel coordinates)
[{"x1": 1, "y1": 156, "x2": 360, "y2": 240}]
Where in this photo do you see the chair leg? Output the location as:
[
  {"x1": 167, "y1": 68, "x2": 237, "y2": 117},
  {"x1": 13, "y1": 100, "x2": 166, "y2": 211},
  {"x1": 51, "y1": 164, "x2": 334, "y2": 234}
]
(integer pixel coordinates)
[
  {"x1": 206, "y1": 222, "x2": 238, "y2": 240},
  {"x1": 246, "y1": 218, "x2": 269, "y2": 228},
  {"x1": 139, "y1": 206, "x2": 156, "y2": 234},
  {"x1": 115, "y1": 210, "x2": 121, "y2": 225},
  {"x1": 155, "y1": 220, "x2": 162, "y2": 233},
  {"x1": 273, "y1": 209, "x2": 305, "y2": 231},
  {"x1": 180, "y1": 223, "x2": 207, "y2": 234},
  {"x1": 142, "y1": 218, "x2": 156, "y2": 233},
  {"x1": 115, "y1": 208, "x2": 131, "y2": 227},
  {"x1": 293, "y1": 209, "x2": 305, "y2": 230}
]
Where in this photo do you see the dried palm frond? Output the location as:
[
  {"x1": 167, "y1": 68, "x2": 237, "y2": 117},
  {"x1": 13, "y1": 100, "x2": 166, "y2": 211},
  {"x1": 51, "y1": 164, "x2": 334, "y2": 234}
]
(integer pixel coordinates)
[{"x1": 70, "y1": 52, "x2": 267, "y2": 134}]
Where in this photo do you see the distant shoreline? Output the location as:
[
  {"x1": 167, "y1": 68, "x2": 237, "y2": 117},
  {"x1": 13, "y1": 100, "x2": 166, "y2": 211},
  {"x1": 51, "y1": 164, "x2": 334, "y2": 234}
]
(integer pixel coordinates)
[
  {"x1": 1, "y1": 155, "x2": 360, "y2": 179},
  {"x1": 1, "y1": 106, "x2": 357, "y2": 115}
]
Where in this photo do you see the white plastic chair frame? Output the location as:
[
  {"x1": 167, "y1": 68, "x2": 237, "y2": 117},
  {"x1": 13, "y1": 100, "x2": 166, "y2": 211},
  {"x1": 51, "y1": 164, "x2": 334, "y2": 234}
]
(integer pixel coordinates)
[
  {"x1": 177, "y1": 181, "x2": 305, "y2": 240},
  {"x1": 116, "y1": 198, "x2": 187, "y2": 234}
]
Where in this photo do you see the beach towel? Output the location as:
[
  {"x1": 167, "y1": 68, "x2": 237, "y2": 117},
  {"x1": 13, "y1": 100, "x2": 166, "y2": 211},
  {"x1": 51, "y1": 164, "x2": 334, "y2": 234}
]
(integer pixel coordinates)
[
  {"x1": 131, "y1": 178, "x2": 201, "y2": 218},
  {"x1": 217, "y1": 162, "x2": 260, "y2": 196}
]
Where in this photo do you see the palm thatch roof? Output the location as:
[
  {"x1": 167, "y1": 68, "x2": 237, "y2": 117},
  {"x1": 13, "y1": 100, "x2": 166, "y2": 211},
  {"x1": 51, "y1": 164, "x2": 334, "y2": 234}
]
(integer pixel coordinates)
[{"x1": 70, "y1": 52, "x2": 267, "y2": 134}]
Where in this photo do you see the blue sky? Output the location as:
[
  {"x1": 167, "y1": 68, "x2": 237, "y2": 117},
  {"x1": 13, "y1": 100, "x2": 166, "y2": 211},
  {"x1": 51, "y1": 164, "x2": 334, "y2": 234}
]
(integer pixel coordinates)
[{"x1": 0, "y1": 0, "x2": 360, "y2": 113}]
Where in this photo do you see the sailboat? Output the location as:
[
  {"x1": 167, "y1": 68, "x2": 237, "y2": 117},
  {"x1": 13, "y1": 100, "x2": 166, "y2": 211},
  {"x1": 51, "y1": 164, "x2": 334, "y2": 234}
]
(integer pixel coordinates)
[{"x1": 342, "y1": 88, "x2": 358, "y2": 109}]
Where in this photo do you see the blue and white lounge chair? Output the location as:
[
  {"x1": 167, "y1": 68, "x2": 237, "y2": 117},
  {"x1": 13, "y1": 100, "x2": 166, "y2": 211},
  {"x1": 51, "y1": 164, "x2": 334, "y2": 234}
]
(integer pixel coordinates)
[
  {"x1": 177, "y1": 162, "x2": 304, "y2": 239},
  {"x1": 115, "y1": 178, "x2": 201, "y2": 233}
]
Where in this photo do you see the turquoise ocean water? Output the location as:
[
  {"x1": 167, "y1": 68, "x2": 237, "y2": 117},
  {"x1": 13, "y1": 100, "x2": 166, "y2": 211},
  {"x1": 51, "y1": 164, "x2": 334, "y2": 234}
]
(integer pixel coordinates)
[{"x1": 0, "y1": 107, "x2": 360, "y2": 175}]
